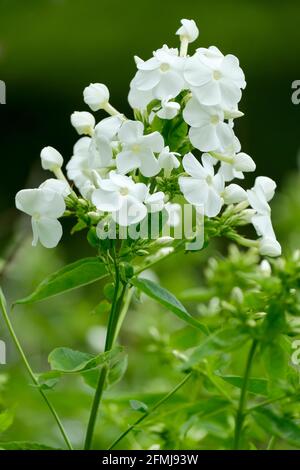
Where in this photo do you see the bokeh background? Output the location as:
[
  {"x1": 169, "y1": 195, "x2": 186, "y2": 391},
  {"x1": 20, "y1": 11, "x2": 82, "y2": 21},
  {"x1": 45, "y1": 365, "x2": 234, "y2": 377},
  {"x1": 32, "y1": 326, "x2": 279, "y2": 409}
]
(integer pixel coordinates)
[{"x1": 0, "y1": 0, "x2": 300, "y2": 449}]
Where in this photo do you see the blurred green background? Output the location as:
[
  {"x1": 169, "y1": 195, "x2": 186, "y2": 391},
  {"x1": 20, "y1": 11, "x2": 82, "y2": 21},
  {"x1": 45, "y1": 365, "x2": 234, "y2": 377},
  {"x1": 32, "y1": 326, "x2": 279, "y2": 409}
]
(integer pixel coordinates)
[{"x1": 1, "y1": 0, "x2": 300, "y2": 449}]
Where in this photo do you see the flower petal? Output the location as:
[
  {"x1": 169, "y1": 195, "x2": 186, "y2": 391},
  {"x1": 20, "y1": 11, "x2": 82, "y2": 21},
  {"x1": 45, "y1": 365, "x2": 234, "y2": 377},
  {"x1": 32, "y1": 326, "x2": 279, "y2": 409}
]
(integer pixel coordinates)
[{"x1": 36, "y1": 217, "x2": 63, "y2": 248}]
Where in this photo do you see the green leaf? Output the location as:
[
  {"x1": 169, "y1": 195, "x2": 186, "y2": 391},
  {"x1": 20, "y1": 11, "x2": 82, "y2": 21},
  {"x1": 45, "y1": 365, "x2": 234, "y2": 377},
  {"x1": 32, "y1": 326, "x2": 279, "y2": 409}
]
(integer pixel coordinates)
[
  {"x1": 0, "y1": 410, "x2": 14, "y2": 433},
  {"x1": 167, "y1": 120, "x2": 188, "y2": 152},
  {"x1": 131, "y1": 278, "x2": 208, "y2": 334},
  {"x1": 262, "y1": 343, "x2": 287, "y2": 383},
  {"x1": 82, "y1": 351, "x2": 128, "y2": 389},
  {"x1": 107, "y1": 353, "x2": 128, "y2": 388},
  {"x1": 130, "y1": 400, "x2": 148, "y2": 413},
  {"x1": 35, "y1": 371, "x2": 62, "y2": 390},
  {"x1": 48, "y1": 346, "x2": 121, "y2": 374},
  {"x1": 252, "y1": 408, "x2": 300, "y2": 447},
  {"x1": 184, "y1": 327, "x2": 248, "y2": 368},
  {"x1": 178, "y1": 287, "x2": 216, "y2": 302},
  {"x1": 216, "y1": 374, "x2": 269, "y2": 396},
  {"x1": 14, "y1": 257, "x2": 108, "y2": 305},
  {"x1": 0, "y1": 441, "x2": 60, "y2": 450}
]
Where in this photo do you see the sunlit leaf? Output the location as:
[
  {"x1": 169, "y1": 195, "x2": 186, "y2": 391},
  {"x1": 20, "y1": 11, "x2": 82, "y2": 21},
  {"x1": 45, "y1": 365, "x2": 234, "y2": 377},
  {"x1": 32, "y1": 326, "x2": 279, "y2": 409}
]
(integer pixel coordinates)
[
  {"x1": 131, "y1": 278, "x2": 208, "y2": 334},
  {"x1": 14, "y1": 257, "x2": 108, "y2": 305}
]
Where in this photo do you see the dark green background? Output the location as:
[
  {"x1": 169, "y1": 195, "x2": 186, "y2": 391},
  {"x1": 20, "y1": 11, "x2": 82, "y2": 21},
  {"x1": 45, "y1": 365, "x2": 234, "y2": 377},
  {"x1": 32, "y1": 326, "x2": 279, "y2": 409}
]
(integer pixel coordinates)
[{"x1": 0, "y1": 1, "x2": 300, "y2": 449}]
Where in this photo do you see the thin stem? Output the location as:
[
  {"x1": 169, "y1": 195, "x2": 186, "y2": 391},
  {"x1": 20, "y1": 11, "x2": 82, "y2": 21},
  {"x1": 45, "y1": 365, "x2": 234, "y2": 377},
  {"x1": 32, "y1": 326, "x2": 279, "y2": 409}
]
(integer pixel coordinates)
[
  {"x1": 84, "y1": 254, "x2": 128, "y2": 450},
  {"x1": 0, "y1": 289, "x2": 73, "y2": 450},
  {"x1": 113, "y1": 286, "x2": 134, "y2": 343},
  {"x1": 103, "y1": 103, "x2": 126, "y2": 119},
  {"x1": 267, "y1": 436, "x2": 276, "y2": 450},
  {"x1": 108, "y1": 372, "x2": 193, "y2": 450},
  {"x1": 233, "y1": 340, "x2": 257, "y2": 450}
]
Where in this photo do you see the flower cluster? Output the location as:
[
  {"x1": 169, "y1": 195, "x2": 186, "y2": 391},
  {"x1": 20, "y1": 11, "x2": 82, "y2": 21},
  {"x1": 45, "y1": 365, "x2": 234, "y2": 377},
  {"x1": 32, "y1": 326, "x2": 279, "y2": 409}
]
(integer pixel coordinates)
[{"x1": 15, "y1": 19, "x2": 281, "y2": 256}]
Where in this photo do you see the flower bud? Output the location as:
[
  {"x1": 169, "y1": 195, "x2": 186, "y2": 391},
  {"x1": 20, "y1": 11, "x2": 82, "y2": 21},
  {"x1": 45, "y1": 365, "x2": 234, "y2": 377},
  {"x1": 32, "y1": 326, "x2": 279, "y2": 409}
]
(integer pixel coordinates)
[
  {"x1": 71, "y1": 111, "x2": 95, "y2": 135},
  {"x1": 40, "y1": 146, "x2": 63, "y2": 171},
  {"x1": 176, "y1": 19, "x2": 199, "y2": 43},
  {"x1": 83, "y1": 83, "x2": 110, "y2": 111}
]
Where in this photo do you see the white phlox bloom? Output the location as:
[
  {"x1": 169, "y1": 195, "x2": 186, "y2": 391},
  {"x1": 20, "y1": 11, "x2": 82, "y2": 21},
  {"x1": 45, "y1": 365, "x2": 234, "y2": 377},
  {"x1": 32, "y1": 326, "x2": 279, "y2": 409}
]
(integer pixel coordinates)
[
  {"x1": 157, "y1": 97, "x2": 180, "y2": 120},
  {"x1": 222, "y1": 183, "x2": 247, "y2": 204},
  {"x1": 40, "y1": 146, "x2": 63, "y2": 171},
  {"x1": 183, "y1": 97, "x2": 235, "y2": 152},
  {"x1": 219, "y1": 152, "x2": 256, "y2": 182},
  {"x1": 132, "y1": 45, "x2": 185, "y2": 100},
  {"x1": 184, "y1": 47, "x2": 246, "y2": 108},
  {"x1": 179, "y1": 153, "x2": 224, "y2": 217},
  {"x1": 66, "y1": 137, "x2": 93, "y2": 189},
  {"x1": 247, "y1": 176, "x2": 281, "y2": 256},
  {"x1": 71, "y1": 111, "x2": 95, "y2": 136},
  {"x1": 128, "y1": 76, "x2": 154, "y2": 111},
  {"x1": 15, "y1": 188, "x2": 65, "y2": 248},
  {"x1": 176, "y1": 19, "x2": 199, "y2": 43},
  {"x1": 39, "y1": 178, "x2": 71, "y2": 197},
  {"x1": 67, "y1": 116, "x2": 122, "y2": 189},
  {"x1": 92, "y1": 171, "x2": 163, "y2": 226},
  {"x1": 116, "y1": 120, "x2": 164, "y2": 177},
  {"x1": 83, "y1": 83, "x2": 110, "y2": 111},
  {"x1": 158, "y1": 146, "x2": 180, "y2": 176},
  {"x1": 89, "y1": 115, "x2": 122, "y2": 169}
]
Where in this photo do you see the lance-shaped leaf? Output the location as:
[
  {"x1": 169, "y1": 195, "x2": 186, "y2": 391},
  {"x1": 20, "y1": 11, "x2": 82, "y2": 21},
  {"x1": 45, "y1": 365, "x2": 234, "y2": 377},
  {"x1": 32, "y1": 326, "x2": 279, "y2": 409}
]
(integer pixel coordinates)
[
  {"x1": 131, "y1": 277, "x2": 208, "y2": 335},
  {"x1": 14, "y1": 257, "x2": 108, "y2": 305},
  {"x1": 252, "y1": 407, "x2": 300, "y2": 447},
  {"x1": 184, "y1": 327, "x2": 248, "y2": 368},
  {"x1": 215, "y1": 374, "x2": 269, "y2": 397}
]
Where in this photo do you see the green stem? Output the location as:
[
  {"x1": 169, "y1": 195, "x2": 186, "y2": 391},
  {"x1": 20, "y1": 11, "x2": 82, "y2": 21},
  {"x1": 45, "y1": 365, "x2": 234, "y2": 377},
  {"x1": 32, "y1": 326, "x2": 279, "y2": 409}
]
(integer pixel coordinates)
[
  {"x1": 108, "y1": 372, "x2": 193, "y2": 450},
  {"x1": 0, "y1": 289, "x2": 73, "y2": 450},
  {"x1": 267, "y1": 436, "x2": 276, "y2": 450},
  {"x1": 84, "y1": 256, "x2": 128, "y2": 450},
  {"x1": 233, "y1": 340, "x2": 257, "y2": 450}
]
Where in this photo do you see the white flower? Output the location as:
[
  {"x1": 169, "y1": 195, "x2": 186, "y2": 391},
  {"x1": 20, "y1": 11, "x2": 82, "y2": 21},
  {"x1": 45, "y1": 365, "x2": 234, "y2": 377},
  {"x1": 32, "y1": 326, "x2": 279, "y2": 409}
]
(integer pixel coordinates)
[
  {"x1": 247, "y1": 176, "x2": 281, "y2": 256},
  {"x1": 39, "y1": 178, "x2": 71, "y2": 197},
  {"x1": 83, "y1": 83, "x2": 110, "y2": 111},
  {"x1": 71, "y1": 111, "x2": 95, "y2": 135},
  {"x1": 128, "y1": 76, "x2": 154, "y2": 111},
  {"x1": 222, "y1": 183, "x2": 247, "y2": 204},
  {"x1": 89, "y1": 115, "x2": 122, "y2": 169},
  {"x1": 15, "y1": 188, "x2": 65, "y2": 248},
  {"x1": 144, "y1": 191, "x2": 165, "y2": 213},
  {"x1": 133, "y1": 45, "x2": 185, "y2": 100},
  {"x1": 184, "y1": 49, "x2": 246, "y2": 107},
  {"x1": 116, "y1": 120, "x2": 164, "y2": 177},
  {"x1": 183, "y1": 97, "x2": 234, "y2": 152},
  {"x1": 92, "y1": 171, "x2": 148, "y2": 226},
  {"x1": 179, "y1": 153, "x2": 224, "y2": 217},
  {"x1": 218, "y1": 152, "x2": 256, "y2": 182},
  {"x1": 176, "y1": 19, "x2": 199, "y2": 43},
  {"x1": 165, "y1": 202, "x2": 181, "y2": 227},
  {"x1": 158, "y1": 146, "x2": 180, "y2": 176},
  {"x1": 40, "y1": 146, "x2": 63, "y2": 171},
  {"x1": 259, "y1": 237, "x2": 281, "y2": 257},
  {"x1": 247, "y1": 176, "x2": 276, "y2": 216},
  {"x1": 66, "y1": 137, "x2": 92, "y2": 189},
  {"x1": 157, "y1": 97, "x2": 180, "y2": 120}
]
